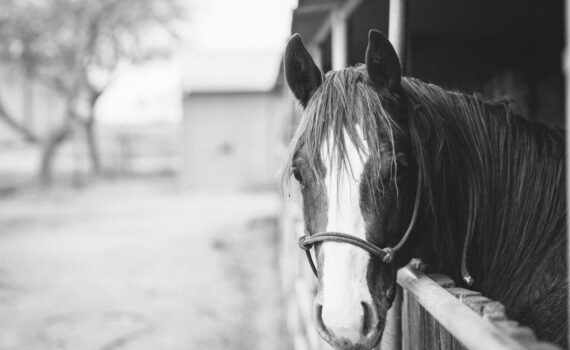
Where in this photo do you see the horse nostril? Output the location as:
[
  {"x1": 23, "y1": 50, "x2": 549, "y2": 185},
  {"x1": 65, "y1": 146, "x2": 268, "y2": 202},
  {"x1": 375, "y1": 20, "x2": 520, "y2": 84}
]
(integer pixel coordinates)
[
  {"x1": 314, "y1": 304, "x2": 331, "y2": 339},
  {"x1": 361, "y1": 301, "x2": 377, "y2": 337}
]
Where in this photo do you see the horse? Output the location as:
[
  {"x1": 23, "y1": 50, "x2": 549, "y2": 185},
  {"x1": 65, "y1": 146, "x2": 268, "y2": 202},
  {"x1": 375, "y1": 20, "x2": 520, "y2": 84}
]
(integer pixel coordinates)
[{"x1": 282, "y1": 29, "x2": 567, "y2": 350}]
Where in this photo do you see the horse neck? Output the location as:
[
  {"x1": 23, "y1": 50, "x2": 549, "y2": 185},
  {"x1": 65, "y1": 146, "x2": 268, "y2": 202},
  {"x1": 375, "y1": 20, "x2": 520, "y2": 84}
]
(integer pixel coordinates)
[{"x1": 405, "y1": 82, "x2": 566, "y2": 289}]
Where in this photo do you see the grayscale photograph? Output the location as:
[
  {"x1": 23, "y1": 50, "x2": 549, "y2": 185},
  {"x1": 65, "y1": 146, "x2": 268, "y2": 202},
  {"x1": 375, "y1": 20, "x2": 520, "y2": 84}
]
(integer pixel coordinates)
[{"x1": 0, "y1": 1, "x2": 568, "y2": 349}]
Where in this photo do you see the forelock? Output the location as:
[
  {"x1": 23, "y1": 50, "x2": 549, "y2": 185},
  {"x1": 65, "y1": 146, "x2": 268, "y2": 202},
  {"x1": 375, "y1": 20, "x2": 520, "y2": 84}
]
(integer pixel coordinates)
[{"x1": 282, "y1": 65, "x2": 402, "y2": 193}]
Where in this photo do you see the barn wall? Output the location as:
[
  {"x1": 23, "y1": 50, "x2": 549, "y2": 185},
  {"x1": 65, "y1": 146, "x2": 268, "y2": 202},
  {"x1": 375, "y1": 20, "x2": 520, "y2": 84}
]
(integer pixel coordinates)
[{"x1": 182, "y1": 91, "x2": 285, "y2": 190}]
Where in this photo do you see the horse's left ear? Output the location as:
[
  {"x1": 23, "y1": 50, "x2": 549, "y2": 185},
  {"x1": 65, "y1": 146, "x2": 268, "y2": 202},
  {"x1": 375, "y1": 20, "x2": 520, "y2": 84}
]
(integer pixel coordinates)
[
  {"x1": 284, "y1": 34, "x2": 323, "y2": 107},
  {"x1": 365, "y1": 30, "x2": 401, "y2": 90}
]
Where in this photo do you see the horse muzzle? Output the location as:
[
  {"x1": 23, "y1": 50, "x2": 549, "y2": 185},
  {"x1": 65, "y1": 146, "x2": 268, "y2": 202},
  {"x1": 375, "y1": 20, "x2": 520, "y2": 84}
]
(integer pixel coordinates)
[{"x1": 313, "y1": 299, "x2": 383, "y2": 350}]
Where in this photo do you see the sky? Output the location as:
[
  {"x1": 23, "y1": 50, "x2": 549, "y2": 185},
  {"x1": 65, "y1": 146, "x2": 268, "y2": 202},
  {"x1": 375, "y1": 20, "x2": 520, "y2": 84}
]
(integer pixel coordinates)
[
  {"x1": 98, "y1": 0, "x2": 297, "y2": 125},
  {"x1": 185, "y1": 0, "x2": 298, "y2": 53}
]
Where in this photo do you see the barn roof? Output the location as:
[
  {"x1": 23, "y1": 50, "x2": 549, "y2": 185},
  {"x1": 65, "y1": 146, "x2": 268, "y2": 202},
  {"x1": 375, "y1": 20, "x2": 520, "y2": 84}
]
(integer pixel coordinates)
[
  {"x1": 183, "y1": 51, "x2": 283, "y2": 95},
  {"x1": 291, "y1": 2, "x2": 334, "y2": 44}
]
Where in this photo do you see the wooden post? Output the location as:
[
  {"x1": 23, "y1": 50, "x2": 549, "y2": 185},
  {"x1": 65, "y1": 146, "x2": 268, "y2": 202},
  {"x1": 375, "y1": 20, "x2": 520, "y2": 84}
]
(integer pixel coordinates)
[
  {"x1": 310, "y1": 0, "x2": 361, "y2": 71},
  {"x1": 565, "y1": 0, "x2": 570, "y2": 346},
  {"x1": 331, "y1": 5, "x2": 347, "y2": 70},
  {"x1": 379, "y1": 286, "x2": 402, "y2": 350},
  {"x1": 388, "y1": 0, "x2": 409, "y2": 72}
]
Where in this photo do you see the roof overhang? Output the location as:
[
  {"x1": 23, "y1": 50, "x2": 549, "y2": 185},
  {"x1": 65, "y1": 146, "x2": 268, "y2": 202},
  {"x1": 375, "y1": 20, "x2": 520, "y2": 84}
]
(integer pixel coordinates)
[{"x1": 291, "y1": 0, "x2": 363, "y2": 46}]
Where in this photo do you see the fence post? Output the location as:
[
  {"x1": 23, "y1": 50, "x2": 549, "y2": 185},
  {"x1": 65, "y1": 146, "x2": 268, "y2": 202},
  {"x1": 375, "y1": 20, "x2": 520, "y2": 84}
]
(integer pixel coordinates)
[
  {"x1": 562, "y1": 0, "x2": 570, "y2": 344},
  {"x1": 379, "y1": 286, "x2": 402, "y2": 350},
  {"x1": 388, "y1": 0, "x2": 409, "y2": 72},
  {"x1": 331, "y1": 5, "x2": 348, "y2": 70}
]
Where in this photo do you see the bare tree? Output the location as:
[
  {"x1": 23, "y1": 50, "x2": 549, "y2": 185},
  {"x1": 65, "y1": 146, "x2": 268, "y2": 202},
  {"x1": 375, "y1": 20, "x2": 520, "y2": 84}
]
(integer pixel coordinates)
[{"x1": 0, "y1": 0, "x2": 185, "y2": 185}]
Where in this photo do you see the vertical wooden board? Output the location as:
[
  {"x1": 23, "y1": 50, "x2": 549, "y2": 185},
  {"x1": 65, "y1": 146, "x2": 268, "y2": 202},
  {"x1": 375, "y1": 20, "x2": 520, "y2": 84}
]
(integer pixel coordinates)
[
  {"x1": 406, "y1": 292, "x2": 422, "y2": 350},
  {"x1": 566, "y1": 0, "x2": 570, "y2": 345},
  {"x1": 331, "y1": 7, "x2": 347, "y2": 70},
  {"x1": 414, "y1": 297, "x2": 423, "y2": 350},
  {"x1": 380, "y1": 287, "x2": 402, "y2": 350},
  {"x1": 434, "y1": 320, "x2": 448, "y2": 349},
  {"x1": 419, "y1": 301, "x2": 430, "y2": 349},
  {"x1": 402, "y1": 290, "x2": 410, "y2": 350},
  {"x1": 388, "y1": 0, "x2": 409, "y2": 69}
]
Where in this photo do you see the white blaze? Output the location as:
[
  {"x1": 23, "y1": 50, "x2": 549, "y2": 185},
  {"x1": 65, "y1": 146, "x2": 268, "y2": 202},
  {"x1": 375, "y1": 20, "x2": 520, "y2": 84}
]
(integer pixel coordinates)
[{"x1": 317, "y1": 127, "x2": 373, "y2": 343}]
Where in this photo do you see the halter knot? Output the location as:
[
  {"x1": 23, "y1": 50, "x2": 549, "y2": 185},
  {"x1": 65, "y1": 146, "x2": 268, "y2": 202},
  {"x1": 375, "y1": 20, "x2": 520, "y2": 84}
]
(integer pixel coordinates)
[
  {"x1": 381, "y1": 247, "x2": 395, "y2": 263},
  {"x1": 298, "y1": 235, "x2": 312, "y2": 250}
]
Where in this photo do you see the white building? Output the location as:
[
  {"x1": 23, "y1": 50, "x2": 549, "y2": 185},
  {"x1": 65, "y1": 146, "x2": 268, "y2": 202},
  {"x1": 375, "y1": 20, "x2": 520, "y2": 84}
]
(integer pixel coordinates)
[{"x1": 182, "y1": 52, "x2": 288, "y2": 190}]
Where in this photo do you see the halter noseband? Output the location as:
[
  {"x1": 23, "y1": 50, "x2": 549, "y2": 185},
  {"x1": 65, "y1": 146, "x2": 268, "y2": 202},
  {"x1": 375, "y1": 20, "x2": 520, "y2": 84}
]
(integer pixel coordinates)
[{"x1": 298, "y1": 171, "x2": 422, "y2": 277}]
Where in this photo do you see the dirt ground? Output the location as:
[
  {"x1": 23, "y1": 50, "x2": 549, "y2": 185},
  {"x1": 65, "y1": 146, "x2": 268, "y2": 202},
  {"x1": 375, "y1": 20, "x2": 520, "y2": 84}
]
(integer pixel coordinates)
[{"x1": 0, "y1": 179, "x2": 287, "y2": 350}]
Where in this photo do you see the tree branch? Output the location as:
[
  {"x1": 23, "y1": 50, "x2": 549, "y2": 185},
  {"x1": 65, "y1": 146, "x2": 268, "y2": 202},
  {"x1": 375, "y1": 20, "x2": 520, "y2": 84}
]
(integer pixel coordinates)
[{"x1": 0, "y1": 95, "x2": 39, "y2": 143}]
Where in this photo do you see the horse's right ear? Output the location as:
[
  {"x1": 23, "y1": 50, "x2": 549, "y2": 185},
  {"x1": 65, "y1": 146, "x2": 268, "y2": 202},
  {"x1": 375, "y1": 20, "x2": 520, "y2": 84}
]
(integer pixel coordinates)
[
  {"x1": 284, "y1": 34, "x2": 322, "y2": 107},
  {"x1": 365, "y1": 30, "x2": 401, "y2": 90}
]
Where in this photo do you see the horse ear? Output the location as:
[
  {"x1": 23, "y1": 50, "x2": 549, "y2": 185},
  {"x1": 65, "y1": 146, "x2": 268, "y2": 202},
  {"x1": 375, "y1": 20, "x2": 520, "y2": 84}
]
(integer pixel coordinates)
[
  {"x1": 365, "y1": 30, "x2": 401, "y2": 90},
  {"x1": 284, "y1": 34, "x2": 323, "y2": 107}
]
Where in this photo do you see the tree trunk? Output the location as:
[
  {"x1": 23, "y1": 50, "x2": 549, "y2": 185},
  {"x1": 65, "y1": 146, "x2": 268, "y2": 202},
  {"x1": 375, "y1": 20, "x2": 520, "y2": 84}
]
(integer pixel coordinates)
[
  {"x1": 84, "y1": 118, "x2": 101, "y2": 175},
  {"x1": 39, "y1": 125, "x2": 71, "y2": 186},
  {"x1": 0, "y1": 96, "x2": 39, "y2": 143},
  {"x1": 23, "y1": 67, "x2": 34, "y2": 129},
  {"x1": 83, "y1": 88, "x2": 103, "y2": 176}
]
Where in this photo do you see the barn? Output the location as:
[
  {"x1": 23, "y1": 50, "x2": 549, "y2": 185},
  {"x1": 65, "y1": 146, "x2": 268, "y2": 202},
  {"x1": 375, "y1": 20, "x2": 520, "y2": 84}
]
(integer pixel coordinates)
[
  {"x1": 182, "y1": 52, "x2": 288, "y2": 190},
  {"x1": 289, "y1": 0, "x2": 564, "y2": 125}
]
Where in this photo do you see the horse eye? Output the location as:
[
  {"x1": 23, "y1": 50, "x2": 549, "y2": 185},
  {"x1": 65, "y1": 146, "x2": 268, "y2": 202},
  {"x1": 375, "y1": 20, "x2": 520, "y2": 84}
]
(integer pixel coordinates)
[{"x1": 292, "y1": 168, "x2": 303, "y2": 183}]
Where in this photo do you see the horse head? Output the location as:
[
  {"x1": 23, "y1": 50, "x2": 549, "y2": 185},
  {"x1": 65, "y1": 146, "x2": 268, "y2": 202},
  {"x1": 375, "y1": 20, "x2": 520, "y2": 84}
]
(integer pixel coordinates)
[{"x1": 283, "y1": 30, "x2": 418, "y2": 350}]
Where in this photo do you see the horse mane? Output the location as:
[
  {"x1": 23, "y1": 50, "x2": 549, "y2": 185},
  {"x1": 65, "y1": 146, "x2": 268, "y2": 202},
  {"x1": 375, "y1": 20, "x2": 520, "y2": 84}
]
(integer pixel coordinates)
[{"x1": 403, "y1": 78, "x2": 566, "y2": 313}]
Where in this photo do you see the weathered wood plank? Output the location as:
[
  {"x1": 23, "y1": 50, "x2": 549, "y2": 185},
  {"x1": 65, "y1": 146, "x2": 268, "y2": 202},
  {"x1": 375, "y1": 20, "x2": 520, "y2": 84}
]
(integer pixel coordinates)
[
  {"x1": 461, "y1": 295, "x2": 492, "y2": 315},
  {"x1": 379, "y1": 286, "x2": 402, "y2": 350},
  {"x1": 482, "y1": 301, "x2": 507, "y2": 322},
  {"x1": 428, "y1": 273, "x2": 456, "y2": 288},
  {"x1": 447, "y1": 287, "x2": 481, "y2": 300},
  {"x1": 397, "y1": 266, "x2": 532, "y2": 350}
]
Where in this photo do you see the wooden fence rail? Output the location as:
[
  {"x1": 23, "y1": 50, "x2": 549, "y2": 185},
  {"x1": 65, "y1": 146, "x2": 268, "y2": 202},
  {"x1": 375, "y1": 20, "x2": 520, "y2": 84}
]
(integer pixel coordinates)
[{"x1": 397, "y1": 266, "x2": 561, "y2": 350}]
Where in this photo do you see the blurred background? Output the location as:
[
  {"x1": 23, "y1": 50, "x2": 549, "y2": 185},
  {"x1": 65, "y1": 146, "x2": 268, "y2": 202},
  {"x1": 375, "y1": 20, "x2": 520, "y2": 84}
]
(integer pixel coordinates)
[
  {"x1": 0, "y1": 0, "x2": 293, "y2": 349},
  {"x1": 0, "y1": 0, "x2": 565, "y2": 349}
]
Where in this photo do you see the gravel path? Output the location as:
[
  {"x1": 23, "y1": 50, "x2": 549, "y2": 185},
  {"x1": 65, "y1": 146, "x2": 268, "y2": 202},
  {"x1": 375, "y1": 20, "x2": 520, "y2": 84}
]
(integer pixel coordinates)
[{"x1": 0, "y1": 180, "x2": 286, "y2": 350}]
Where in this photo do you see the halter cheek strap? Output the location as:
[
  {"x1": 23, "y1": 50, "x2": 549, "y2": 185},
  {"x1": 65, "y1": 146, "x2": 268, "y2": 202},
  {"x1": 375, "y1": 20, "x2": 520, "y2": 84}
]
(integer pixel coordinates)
[{"x1": 298, "y1": 171, "x2": 422, "y2": 277}]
